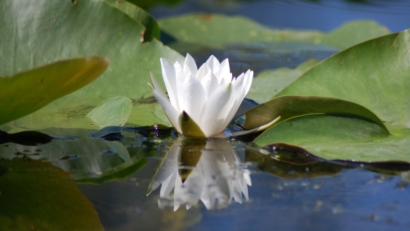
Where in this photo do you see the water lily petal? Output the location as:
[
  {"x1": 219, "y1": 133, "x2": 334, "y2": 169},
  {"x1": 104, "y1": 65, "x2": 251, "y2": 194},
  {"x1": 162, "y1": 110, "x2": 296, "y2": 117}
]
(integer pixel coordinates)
[
  {"x1": 196, "y1": 63, "x2": 211, "y2": 82},
  {"x1": 183, "y1": 53, "x2": 197, "y2": 77},
  {"x1": 201, "y1": 72, "x2": 219, "y2": 98},
  {"x1": 149, "y1": 69, "x2": 167, "y2": 99},
  {"x1": 174, "y1": 61, "x2": 185, "y2": 114},
  {"x1": 160, "y1": 58, "x2": 180, "y2": 111},
  {"x1": 150, "y1": 84, "x2": 182, "y2": 133},
  {"x1": 241, "y1": 70, "x2": 254, "y2": 98},
  {"x1": 216, "y1": 58, "x2": 232, "y2": 85},
  {"x1": 179, "y1": 74, "x2": 206, "y2": 123},
  {"x1": 206, "y1": 55, "x2": 220, "y2": 73},
  {"x1": 200, "y1": 82, "x2": 233, "y2": 137},
  {"x1": 217, "y1": 72, "x2": 246, "y2": 128}
]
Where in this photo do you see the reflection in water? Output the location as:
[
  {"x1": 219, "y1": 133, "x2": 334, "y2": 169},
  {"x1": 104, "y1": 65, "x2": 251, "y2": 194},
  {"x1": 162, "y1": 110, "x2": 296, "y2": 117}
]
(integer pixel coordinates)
[{"x1": 147, "y1": 138, "x2": 251, "y2": 210}]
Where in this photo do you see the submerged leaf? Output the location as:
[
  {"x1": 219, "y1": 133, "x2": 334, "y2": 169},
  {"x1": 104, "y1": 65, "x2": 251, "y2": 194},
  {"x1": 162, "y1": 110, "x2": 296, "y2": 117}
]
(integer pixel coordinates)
[{"x1": 87, "y1": 96, "x2": 132, "y2": 127}]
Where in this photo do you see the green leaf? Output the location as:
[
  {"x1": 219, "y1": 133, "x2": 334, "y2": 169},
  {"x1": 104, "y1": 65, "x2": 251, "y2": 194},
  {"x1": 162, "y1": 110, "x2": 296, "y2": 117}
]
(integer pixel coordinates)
[
  {"x1": 103, "y1": 0, "x2": 160, "y2": 42},
  {"x1": 0, "y1": 57, "x2": 109, "y2": 125},
  {"x1": 0, "y1": 0, "x2": 183, "y2": 134},
  {"x1": 275, "y1": 31, "x2": 410, "y2": 128},
  {"x1": 254, "y1": 114, "x2": 410, "y2": 163},
  {"x1": 0, "y1": 159, "x2": 104, "y2": 231},
  {"x1": 247, "y1": 59, "x2": 320, "y2": 104},
  {"x1": 158, "y1": 14, "x2": 389, "y2": 49},
  {"x1": 256, "y1": 30, "x2": 410, "y2": 163},
  {"x1": 244, "y1": 95, "x2": 388, "y2": 133},
  {"x1": 87, "y1": 96, "x2": 132, "y2": 127}
]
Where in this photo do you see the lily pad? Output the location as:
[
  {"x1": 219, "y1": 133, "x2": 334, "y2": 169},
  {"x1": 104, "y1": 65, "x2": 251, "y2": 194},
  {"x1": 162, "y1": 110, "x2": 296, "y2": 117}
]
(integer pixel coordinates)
[
  {"x1": 0, "y1": 159, "x2": 104, "y2": 231},
  {"x1": 158, "y1": 14, "x2": 390, "y2": 49},
  {"x1": 0, "y1": 57, "x2": 109, "y2": 125},
  {"x1": 104, "y1": 0, "x2": 160, "y2": 42},
  {"x1": 244, "y1": 96, "x2": 388, "y2": 133},
  {"x1": 247, "y1": 59, "x2": 320, "y2": 103},
  {"x1": 0, "y1": 0, "x2": 183, "y2": 134},
  {"x1": 254, "y1": 114, "x2": 410, "y2": 163},
  {"x1": 87, "y1": 96, "x2": 132, "y2": 127},
  {"x1": 256, "y1": 30, "x2": 410, "y2": 163}
]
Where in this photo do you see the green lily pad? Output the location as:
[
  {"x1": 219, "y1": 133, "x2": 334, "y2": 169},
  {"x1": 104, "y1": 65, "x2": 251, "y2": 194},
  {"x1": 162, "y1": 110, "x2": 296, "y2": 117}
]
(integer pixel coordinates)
[
  {"x1": 256, "y1": 30, "x2": 410, "y2": 163},
  {"x1": 158, "y1": 14, "x2": 390, "y2": 49},
  {"x1": 244, "y1": 96, "x2": 388, "y2": 133},
  {"x1": 0, "y1": 0, "x2": 183, "y2": 134},
  {"x1": 255, "y1": 114, "x2": 410, "y2": 163},
  {"x1": 104, "y1": 0, "x2": 160, "y2": 42},
  {"x1": 87, "y1": 96, "x2": 132, "y2": 127},
  {"x1": 0, "y1": 57, "x2": 109, "y2": 125},
  {"x1": 247, "y1": 59, "x2": 320, "y2": 103},
  {"x1": 0, "y1": 159, "x2": 104, "y2": 231}
]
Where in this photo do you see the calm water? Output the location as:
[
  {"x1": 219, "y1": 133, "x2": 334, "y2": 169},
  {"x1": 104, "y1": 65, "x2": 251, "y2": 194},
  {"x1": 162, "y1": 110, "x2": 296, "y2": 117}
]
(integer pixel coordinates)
[{"x1": 2, "y1": 0, "x2": 410, "y2": 230}]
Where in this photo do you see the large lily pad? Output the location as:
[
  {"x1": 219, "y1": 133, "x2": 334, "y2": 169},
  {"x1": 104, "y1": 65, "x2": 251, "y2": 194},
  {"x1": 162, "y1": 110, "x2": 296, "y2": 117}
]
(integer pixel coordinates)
[
  {"x1": 0, "y1": 57, "x2": 109, "y2": 125},
  {"x1": 256, "y1": 30, "x2": 410, "y2": 163},
  {"x1": 0, "y1": 0, "x2": 183, "y2": 134},
  {"x1": 158, "y1": 14, "x2": 390, "y2": 49},
  {"x1": 0, "y1": 159, "x2": 104, "y2": 231},
  {"x1": 247, "y1": 59, "x2": 320, "y2": 103}
]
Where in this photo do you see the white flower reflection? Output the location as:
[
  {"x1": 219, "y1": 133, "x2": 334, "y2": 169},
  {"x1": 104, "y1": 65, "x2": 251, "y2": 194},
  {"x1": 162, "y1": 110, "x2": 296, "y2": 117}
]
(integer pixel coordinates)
[{"x1": 147, "y1": 138, "x2": 252, "y2": 210}]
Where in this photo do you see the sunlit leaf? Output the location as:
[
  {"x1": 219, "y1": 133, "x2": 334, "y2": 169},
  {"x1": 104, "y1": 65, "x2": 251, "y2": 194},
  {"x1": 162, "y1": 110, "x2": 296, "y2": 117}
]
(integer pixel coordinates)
[
  {"x1": 0, "y1": 57, "x2": 109, "y2": 125},
  {"x1": 256, "y1": 30, "x2": 410, "y2": 163},
  {"x1": 244, "y1": 96, "x2": 388, "y2": 133}
]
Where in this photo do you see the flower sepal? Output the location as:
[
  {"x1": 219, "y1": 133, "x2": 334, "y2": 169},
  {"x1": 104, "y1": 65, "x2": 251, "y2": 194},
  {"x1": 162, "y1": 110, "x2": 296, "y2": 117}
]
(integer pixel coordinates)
[{"x1": 179, "y1": 111, "x2": 206, "y2": 138}]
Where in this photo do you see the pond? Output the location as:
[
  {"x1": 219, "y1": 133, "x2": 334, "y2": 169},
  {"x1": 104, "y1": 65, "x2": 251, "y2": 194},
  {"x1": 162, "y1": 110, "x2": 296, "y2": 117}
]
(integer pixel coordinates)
[{"x1": 1, "y1": 0, "x2": 410, "y2": 230}]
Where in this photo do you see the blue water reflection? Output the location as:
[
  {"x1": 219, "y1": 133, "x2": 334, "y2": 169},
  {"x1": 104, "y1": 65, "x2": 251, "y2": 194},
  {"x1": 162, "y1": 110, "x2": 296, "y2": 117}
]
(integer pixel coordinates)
[{"x1": 149, "y1": 0, "x2": 410, "y2": 33}]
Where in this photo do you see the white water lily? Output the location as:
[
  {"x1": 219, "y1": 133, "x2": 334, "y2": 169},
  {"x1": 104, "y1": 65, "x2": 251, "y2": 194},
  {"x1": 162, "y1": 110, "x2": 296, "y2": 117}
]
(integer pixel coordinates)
[{"x1": 149, "y1": 54, "x2": 253, "y2": 138}]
